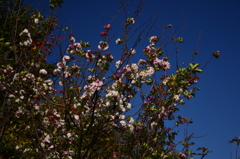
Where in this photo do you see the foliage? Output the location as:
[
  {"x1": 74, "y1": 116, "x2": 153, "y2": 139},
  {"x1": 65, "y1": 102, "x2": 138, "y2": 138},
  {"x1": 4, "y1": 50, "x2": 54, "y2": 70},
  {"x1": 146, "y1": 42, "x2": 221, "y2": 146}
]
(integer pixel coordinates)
[
  {"x1": 229, "y1": 137, "x2": 240, "y2": 159},
  {"x1": 0, "y1": 0, "x2": 221, "y2": 158}
]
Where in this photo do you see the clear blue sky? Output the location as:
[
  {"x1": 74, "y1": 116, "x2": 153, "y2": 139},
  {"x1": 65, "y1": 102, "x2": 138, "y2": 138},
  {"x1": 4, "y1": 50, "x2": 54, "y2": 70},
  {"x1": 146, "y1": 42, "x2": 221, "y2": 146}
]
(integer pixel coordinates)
[{"x1": 28, "y1": 0, "x2": 240, "y2": 158}]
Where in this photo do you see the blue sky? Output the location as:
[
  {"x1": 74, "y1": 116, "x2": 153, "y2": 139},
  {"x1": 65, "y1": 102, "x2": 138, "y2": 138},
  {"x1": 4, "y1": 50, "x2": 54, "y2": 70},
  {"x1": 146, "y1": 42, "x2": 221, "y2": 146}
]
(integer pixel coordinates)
[{"x1": 29, "y1": 0, "x2": 240, "y2": 158}]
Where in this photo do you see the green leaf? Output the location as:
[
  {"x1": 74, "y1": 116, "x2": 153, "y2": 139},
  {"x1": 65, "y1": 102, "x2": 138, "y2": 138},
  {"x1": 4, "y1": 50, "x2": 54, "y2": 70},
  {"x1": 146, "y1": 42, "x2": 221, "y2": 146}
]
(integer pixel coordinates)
[
  {"x1": 189, "y1": 62, "x2": 194, "y2": 68},
  {"x1": 194, "y1": 68, "x2": 203, "y2": 73},
  {"x1": 146, "y1": 78, "x2": 153, "y2": 85},
  {"x1": 88, "y1": 68, "x2": 94, "y2": 72},
  {"x1": 62, "y1": 27, "x2": 68, "y2": 31},
  {"x1": 5, "y1": 42, "x2": 10, "y2": 45},
  {"x1": 174, "y1": 37, "x2": 184, "y2": 43},
  {"x1": 193, "y1": 63, "x2": 200, "y2": 69}
]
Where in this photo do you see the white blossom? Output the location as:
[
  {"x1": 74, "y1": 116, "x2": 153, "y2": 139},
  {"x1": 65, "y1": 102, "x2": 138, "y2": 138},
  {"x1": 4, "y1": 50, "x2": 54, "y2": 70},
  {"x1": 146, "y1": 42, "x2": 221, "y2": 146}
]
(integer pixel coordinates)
[
  {"x1": 74, "y1": 115, "x2": 79, "y2": 121},
  {"x1": 120, "y1": 120, "x2": 126, "y2": 127},
  {"x1": 63, "y1": 55, "x2": 70, "y2": 61},
  {"x1": 39, "y1": 69, "x2": 47, "y2": 75},
  {"x1": 116, "y1": 38, "x2": 122, "y2": 45},
  {"x1": 106, "y1": 90, "x2": 119, "y2": 98},
  {"x1": 130, "y1": 48, "x2": 136, "y2": 55},
  {"x1": 19, "y1": 29, "x2": 30, "y2": 37},
  {"x1": 174, "y1": 94, "x2": 180, "y2": 101},
  {"x1": 129, "y1": 117, "x2": 134, "y2": 124},
  {"x1": 34, "y1": 18, "x2": 39, "y2": 24},
  {"x1": 128, "y1": 124, "x2": 134, "y2": 132},
  {"x1": 119, "y1": 115, "x2": 125, "y2": 120},
  {"x1": 44, "y1": 135, "x2": 51, "y2": 143},
  {"x1": 70, "y1": 36, "x2": 76, "y2": 43},
  {"x1": 20, "y1": 39, "x2": 32, "y2": 47},
  {"x1": 127, "y1": 103, "x2": 132, "y2": 109},
  {"x1": 59, "y1": 81, "x2": 63, "y2": 86},
  {"x1": 151, "y1": 121, "x2": 157, "y2": 129},
  {"x1": 115, "y1": 60, "x2": 122, "y2": 68},
  {"x1": 53, "y1": 68, "x2": 61, "y2": 75},
  {"x1": 120, "y1": 104, "x2": 126, "y2": 112}
]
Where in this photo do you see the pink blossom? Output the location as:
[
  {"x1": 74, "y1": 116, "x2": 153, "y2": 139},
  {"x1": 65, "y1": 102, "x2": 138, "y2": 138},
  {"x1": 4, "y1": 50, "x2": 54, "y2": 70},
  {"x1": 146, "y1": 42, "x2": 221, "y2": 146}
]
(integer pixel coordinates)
[
  {"x1": 63, "y1": 55, "x2": 70, "y2": 61},
  {"x1": 74, "y1": 115, "x2": 79, "y2": 120},
  {"x1": 70, "y1": 36, "x2": 75, "y2": 43},
  {"x1": 194, "y1": 79, "x2": 198, "y2": 83},
  {"x1": 179, "y1": 153, "x2": 186, "y2": 158},
  {"x1": 170, "y1": 143, "x2": 175, "y2": 147},
  {"x1": 66, "y1": 43, "x2": 82, "y2": 53},
  {"x1": 130, "y1": 48, "x2": 136, "y2": 55},
  {"x1": 149, "y1": 36, "x2": 158, "y2": 43},
  {"x1": 57, "y1": 61, "x2": 66, "y2": 69},
  {"x1": 125, "y1": 67, "x2": 131, "y2": 72},
  {"x1": 12, "y1": 73, "x2": 19, "y2": 81},
  {"x1": 85, "y1": 52, "x2": 90, "y2": 59},
  {"x1": 53, "y1": 69, "x2": 61, "y2": 75},
  {"x1": 62, "y1": 151, "x2": 68, "y2": 155},
  {"x1": 113, "y1": 152, "x2": 117, "y2": 158},
  {"x1": 153, "y1": 58, "x2": 170, "y2": 70},
  {"x1": 138, "y1": 59, "x2": 146, "y2": 65},
  {"x1": 103, "y1": 24, "x2": 111, "y2": 29},
  {"x1": 98, "y1": 41, "x2": 109, "y2": 51},
  {"x1": 173, "y1": 95, "x2": 180, "y2": 101},
  {"x1": 63, "y1": 71, "x2": 71, "y2": 78},
  {"x1": 100, "y1": 32, "x2": 108, "y2": 37},
  {"x1": 39, "y1": 69, "x2": 47, "y2": 75},
  {"x1": 136, "y1": 126, "x2": 142, "y2": 131}
]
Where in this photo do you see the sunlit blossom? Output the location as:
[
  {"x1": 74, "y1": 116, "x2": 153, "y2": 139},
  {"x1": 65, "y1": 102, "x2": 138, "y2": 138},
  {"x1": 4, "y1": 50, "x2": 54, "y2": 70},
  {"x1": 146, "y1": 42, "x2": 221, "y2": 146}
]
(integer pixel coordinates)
[
  {"x1": 129, "y1": 117, "x2": 134, "y2": 124},
  {"x1": 120, "y1": 120, "x2": 126, "y2": 127},
  {"x1": 115, "y1": 60, "x2": 122, "y2": 68},
  {"x1": 128, "y1": 124, "x2": 134, "y2": 132},
  {"x1": 174, "y1": 94, "x2": 180, "y2": 101},
  {"x1": 116, "y1": 38, "x2": 123, "y2": 45},
  {"x1": 69, "y1": 36, "x2": 75, "y2": 43},
  {"x1": 130, "y1": 48, "x2": 136, "y2": 55},
  {"x1": 39, "y1": 69, "x2": 47, "y2": 75},
  {"x1": 34, "y1": 18, "x2": 39, "y2": 24}
]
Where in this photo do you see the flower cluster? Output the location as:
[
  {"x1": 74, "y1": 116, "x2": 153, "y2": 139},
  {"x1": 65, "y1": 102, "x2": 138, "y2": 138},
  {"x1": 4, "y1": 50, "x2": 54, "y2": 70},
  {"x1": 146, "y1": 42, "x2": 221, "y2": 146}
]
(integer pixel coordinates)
[
  {"x1": 66, "y1": 39, "x2": 82, "y2": 54},
  {"x1": 19, "y1": 29, "x2": 32, "y2": 47},
  {"x1": 149, "y1": 36, "x2": 158, "y2": 43},
  {"x1": 81, "y1": 79, "x2": 103, "y2": 98},
  {"x1": 153, "y1": 57, "x2": 171, "y2": 70}
]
